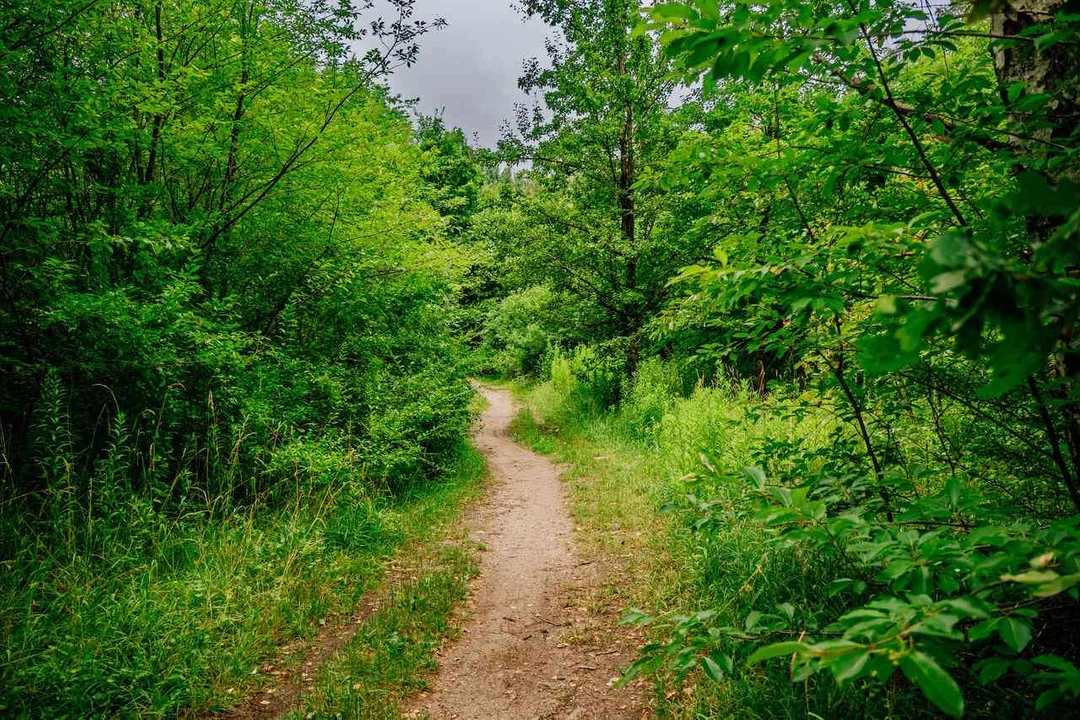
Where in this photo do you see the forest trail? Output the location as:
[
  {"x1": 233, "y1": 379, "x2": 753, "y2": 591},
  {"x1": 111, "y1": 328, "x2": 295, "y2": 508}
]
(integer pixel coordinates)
[{"x1": 410, "y1": 386, "x2": 645, "y2": 720}]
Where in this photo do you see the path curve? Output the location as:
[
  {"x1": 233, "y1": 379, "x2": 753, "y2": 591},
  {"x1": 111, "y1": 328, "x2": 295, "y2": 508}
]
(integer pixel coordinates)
[{"x1": 410, "y1": 386, "x2": 644, "y2": 720}]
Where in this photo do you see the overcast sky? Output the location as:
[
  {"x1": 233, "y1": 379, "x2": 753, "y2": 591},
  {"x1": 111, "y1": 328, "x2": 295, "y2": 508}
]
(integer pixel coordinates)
[{"x1": 384, "y1": 1, "x2": 551, "y2": 147}]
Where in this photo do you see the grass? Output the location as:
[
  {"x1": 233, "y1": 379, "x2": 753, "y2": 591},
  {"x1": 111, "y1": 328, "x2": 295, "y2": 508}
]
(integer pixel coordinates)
[
  {"x1": 0, "y1": 443, "x2": 486, "y2": 719},
  {"x1": 505, "y1": 362, "x2": 930, "y2": 719},
  {"x1": 285, "y1": 537, "x2": 479, "y2": 718}
]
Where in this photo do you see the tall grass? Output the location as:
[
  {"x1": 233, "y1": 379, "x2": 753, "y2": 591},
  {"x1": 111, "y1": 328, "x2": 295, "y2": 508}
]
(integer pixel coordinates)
[{"x1": 0, "y1": 424, "x2": 485, "y2": 718}]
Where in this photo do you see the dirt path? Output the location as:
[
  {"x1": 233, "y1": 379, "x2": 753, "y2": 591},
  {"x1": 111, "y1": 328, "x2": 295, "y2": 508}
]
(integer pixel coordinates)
[{"x1": 409, "y1": 386, "x2": 645, "y2": 720}]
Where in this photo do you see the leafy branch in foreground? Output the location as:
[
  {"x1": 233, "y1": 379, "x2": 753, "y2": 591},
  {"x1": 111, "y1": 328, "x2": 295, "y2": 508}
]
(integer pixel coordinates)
[{"x1": 617, "y1": 0, "x2": 1080, "y2": 715}]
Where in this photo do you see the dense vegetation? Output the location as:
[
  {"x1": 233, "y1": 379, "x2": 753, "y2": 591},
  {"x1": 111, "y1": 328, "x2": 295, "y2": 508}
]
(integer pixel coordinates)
[
  {"x1": 471, "y1": 0, "x2": 1080, "y2": 717},
  {"x1": 3, "y1": 0, "x2": 1080, "y2": 717},
  {"x1": 0, "y1": 1, "x2": 482, "y2": 715}
]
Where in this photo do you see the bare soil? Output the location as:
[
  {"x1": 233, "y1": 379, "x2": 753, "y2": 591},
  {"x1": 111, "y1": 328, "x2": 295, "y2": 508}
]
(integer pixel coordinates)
[{"x1": 409, "y1": 386, "x2": 647, "y2": 720}]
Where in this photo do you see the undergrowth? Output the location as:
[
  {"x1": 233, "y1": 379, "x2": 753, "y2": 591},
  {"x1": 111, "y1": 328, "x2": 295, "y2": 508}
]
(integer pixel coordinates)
[
  {"x1": 0, "y1": 443, "x2": 485, "y2": 718},
  {"x1": 508, "y1": 356, "x2": 1064, "y2": 718}
]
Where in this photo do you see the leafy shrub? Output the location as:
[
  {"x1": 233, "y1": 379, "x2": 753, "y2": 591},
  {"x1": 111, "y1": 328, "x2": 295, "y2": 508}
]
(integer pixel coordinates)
[
  {"x1": 567, "y1": 341, "x2": 626, "y2": 412},
  {"x1": 528, "y1": 346, "x2": 578, "y2": 425},
  {"x1": 362, "y1": 371, "x2": 474, "y2": 491},
  {"x1": 618, "y1": 358, "x2": 683, "y2": 439},
  {"x1": 263, "y1": 437, "x2": 362, "y2": 500},
  {"x1": 484, "y1": 285, "x2": 560, "y2": 377},
  {"x1": 618, "y1": 2, "x2": 1080, "y2": 714},
  {"x1": 626, "y1": 390, "x2": 1080, "y2": 717}
]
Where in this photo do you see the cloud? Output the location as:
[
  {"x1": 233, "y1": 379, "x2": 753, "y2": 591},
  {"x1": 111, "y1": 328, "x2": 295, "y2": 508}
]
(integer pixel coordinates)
[{"x1": 383, "y1": 0, "x2": 550, "y2": 147}]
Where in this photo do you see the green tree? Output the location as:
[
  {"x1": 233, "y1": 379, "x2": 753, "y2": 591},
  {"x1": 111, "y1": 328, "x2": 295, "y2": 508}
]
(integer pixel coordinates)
[
  {"x1": 500, "y1": 0, "x2": 694, "y2": 373},
  {"x1": 622, "y1": 1, "x2": 1080, "y2": 714},
  {"x1": 417, "y1": 114, "x2": 485, "y2": 236}
]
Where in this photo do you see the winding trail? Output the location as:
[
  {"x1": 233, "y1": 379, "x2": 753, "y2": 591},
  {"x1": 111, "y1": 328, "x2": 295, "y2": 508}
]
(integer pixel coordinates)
[{"x1": 410, "y1": 386, "x2": 645, "y2": 720}]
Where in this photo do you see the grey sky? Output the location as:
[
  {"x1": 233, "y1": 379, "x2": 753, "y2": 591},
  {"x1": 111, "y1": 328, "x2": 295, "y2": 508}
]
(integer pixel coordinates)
[{"x1": 386, "y1": 1, "x2": 551, "y2": 147}]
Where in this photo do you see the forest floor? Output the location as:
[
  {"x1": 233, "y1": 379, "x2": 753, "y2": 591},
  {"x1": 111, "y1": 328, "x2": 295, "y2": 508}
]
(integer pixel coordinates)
[{"x1": 408, "y1": 385, "x2": 647, "y2": 720}]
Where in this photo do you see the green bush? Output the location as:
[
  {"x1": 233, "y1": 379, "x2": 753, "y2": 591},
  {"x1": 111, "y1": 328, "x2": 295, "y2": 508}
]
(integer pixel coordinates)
[
  {"x1": 362, "y1": 371, "x2": 474, "y2": 491},
  {"x1": 615, "y1": 381, "x2": 1080, "y2": 717},
  {"x1": 618, "y1": 358, "x2": 683, "y2": 439},
  {"x1": 484, "y1": 286, "x2": 560, "y2": 377}
]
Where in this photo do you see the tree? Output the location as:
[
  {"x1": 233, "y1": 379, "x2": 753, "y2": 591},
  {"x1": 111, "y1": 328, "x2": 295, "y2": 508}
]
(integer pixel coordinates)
[
  {"x1": 501, "y1": 0, "x2": 691, "y2": 373},
  {"x1": 628, "y1": 1, "x2": 1080, "y2": 713},
  {"x1": 417, "y1": 114, "x2": 484, "y2": 236},
  {"x1": 0, "y1": 0, "x2": 461, "y2": 525}
]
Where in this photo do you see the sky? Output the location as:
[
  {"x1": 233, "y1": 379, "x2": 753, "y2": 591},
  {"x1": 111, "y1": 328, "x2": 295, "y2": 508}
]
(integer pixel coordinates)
[{"x1": 383, "y1": 1, "x2": 551, "y2": 148}]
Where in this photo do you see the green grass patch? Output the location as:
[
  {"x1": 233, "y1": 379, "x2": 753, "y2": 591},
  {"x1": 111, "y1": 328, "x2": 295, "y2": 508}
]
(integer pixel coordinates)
[
  {"x1": 507, "y1": 407, "x2": 559, "y2": 455},
  {"x1": 0, "y1": 443, "x2": 486, "y2": 718},
  {"x1": 286, "y1": 538, "x2": 479, "y2": 719}
]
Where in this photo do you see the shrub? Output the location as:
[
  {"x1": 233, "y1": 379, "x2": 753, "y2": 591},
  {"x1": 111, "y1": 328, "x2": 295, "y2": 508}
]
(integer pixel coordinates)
[
  {"x1": 484, "y1": 286, "x2": 560, "y2": 377},
  {"x1": 618, "y1": 358, "x2": 683, "y2": 439}
]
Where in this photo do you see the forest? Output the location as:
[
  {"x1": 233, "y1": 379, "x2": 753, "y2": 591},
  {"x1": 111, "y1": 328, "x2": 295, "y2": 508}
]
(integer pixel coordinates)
[{"x1": 1, "y1": 0, "x2": 1079, "y2": 718}]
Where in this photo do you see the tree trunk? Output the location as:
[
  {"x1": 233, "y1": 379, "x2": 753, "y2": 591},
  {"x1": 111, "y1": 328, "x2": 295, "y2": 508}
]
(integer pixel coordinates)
[
  {"x1": 992, "y1": 0, "x2": 1079, "y2": 150},
  {"x1": 993, "y1": 1, "x2": 1080, "y2": 511}
]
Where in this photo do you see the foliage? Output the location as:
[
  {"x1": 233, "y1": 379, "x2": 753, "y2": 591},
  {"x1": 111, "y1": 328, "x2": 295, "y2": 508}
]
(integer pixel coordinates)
[
  {"x1": 608, "y1": 1, "x2": 1080, "y2": 715},
  {"x1": 483, "y1": 285, "x2": 563, "y2": 376},
  {"x1": 417, "y1": 114, "x2": 485, "y2": 236},
  {"x1": 0, "y1": 0, "x2": 478, "y2": 714},
  {"x1": 8, "y1": 0, "x2": 1080, "y2": 716},
  {"x1": 480, "y1": 0, "x2": 1080, "y2": 716},
  {"x1": 0, "y1": 442, "x2": 483, "y2": 717},
  {"x1": 496, "y1": 0, "x2": 695, "y2": 372}
]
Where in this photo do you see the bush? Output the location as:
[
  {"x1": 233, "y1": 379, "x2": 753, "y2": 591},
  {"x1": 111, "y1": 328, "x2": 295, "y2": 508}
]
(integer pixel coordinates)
[
  {"x1": 362, "y1": 371, "x2": 474, "y2": 491},
  {"x1": 618, "y1": 358, "x2": 683, "y2": 439},
  {"x1": 483, "y1": 286, "x2": 560, "y2": 377}
]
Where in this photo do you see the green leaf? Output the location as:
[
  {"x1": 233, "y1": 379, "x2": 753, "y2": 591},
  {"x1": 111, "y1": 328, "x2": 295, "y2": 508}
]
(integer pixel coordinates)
[
  {"x1": 746, "y1": 641, "x2": 811, "y2": 664},
  {"x1": 1035, "y1": 573, "x2": 1080, "y2": 597},
  {"x1": 830, "y1": 649, "x2": 870, "y2": 684},
  {"x1": 650, "y1": 3, "x2": 696, "y2": 22},
  {"x1": 1036, "y1": 688, "x2": 1064, "y2": 711},
  {"x1": 1001, "y1": 570, "x2": 1058, "y2": 584},
  {"x1": 978, "y1": 658, "x2": 1011, "y2": 685},
  {"x1": 899, "y1": 651, "x2": 964, "y2": 717},
  {"x1": 1033, "y1": 654, "x2": 1077, "y2": 672},
  {"x1": 857, "y1": 334, "x2": 919, "y2": 374},
  {"x1": 744, "y1": 466, "x2": 767, "y2": 490},
  {"x1": 622, "y1": 608, "x2": 656, "y2": 626},
  {"x1": 942, "y1": 597, "x2": 989, "y2": 620},
  {"x1": 702, "y1": 655, "x2": 726, "y2": 682},
  {"x1": 930, "y1": 270, "x2": 967, "y2": 294},
  {"x1": 969, "y1": 619, "x2": 998, "y2": 641},
  {"x1": 875, "y1": 295, "x2": 899, "y2": 315},
  {"x1": 1000, "y1": 617, "x2": 1033, "y2": 653}
]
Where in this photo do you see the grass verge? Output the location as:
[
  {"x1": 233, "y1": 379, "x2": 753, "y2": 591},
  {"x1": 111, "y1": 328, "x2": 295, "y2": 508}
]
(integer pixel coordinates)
[
  {"x1": 1, "y1": 443, "x2": 486, "y2": 718},
  {"x1": 505, "y1": 371, "x2": 921, "y2": 719},
  {"x1": 284, "y1": 536, "x2": 479, "y2": 719}
]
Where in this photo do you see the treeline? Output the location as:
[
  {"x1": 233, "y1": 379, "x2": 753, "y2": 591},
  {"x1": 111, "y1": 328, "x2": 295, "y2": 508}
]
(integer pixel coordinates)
[
  {"x1": 0, "y1": 1, "x2": 482, "y2": 714},
  {"x1": 468, "y1": 0, "x2": 1080, "y2": 716}
]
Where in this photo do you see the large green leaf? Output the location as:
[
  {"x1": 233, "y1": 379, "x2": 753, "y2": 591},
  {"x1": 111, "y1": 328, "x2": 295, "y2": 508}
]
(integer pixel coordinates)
[
  {"x1": 900, "y1": 651, "x2": 965, "y2": 717},
  {"x1": 746, "y1": 641, "x2": 811, "y2": 664}
]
